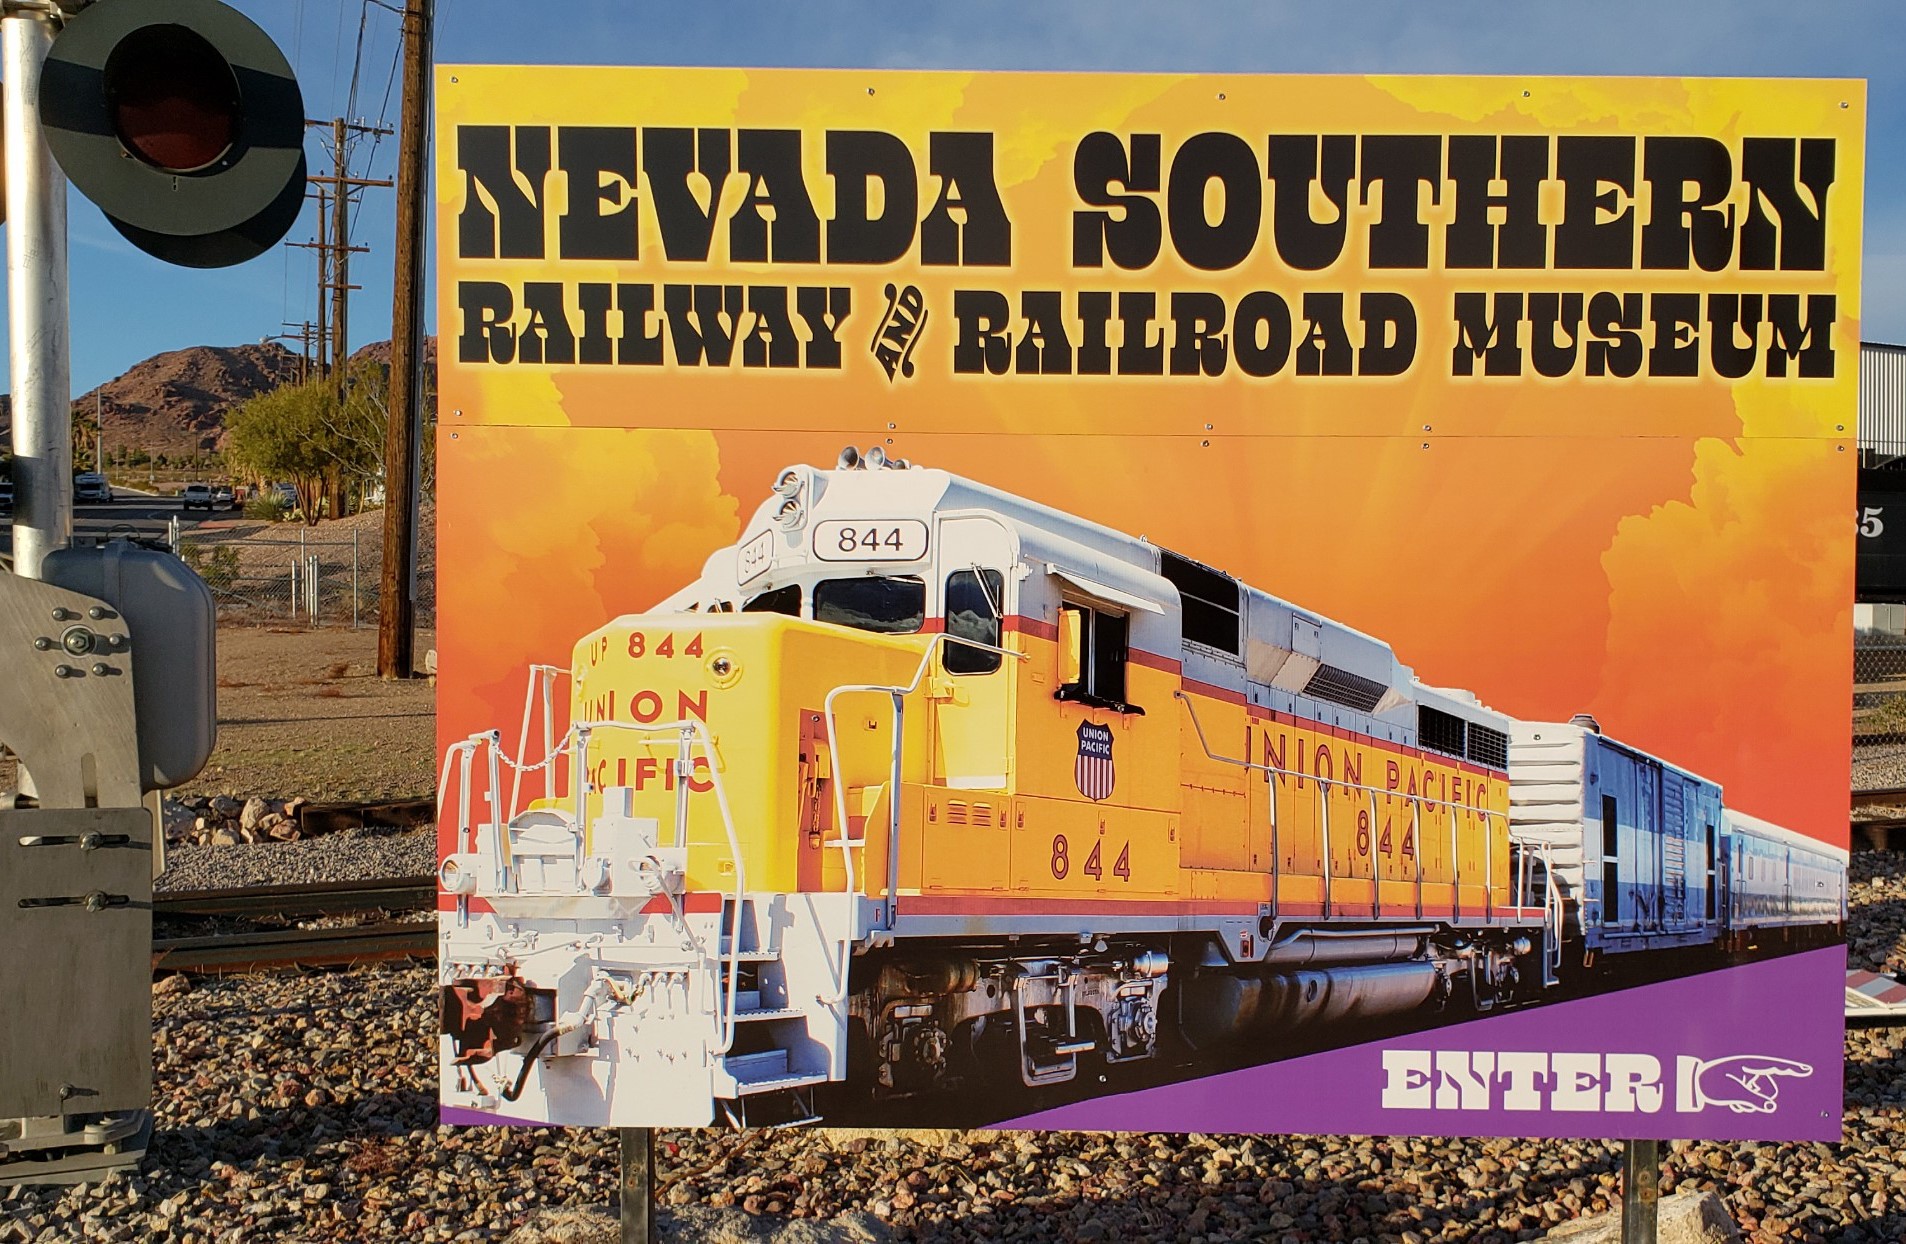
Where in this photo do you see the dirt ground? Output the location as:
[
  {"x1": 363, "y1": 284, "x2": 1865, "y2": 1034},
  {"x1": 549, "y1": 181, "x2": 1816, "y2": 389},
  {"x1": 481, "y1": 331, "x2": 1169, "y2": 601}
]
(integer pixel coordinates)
[{"x1": 174, "y1": 622, "x2": 438, "y2": 803}]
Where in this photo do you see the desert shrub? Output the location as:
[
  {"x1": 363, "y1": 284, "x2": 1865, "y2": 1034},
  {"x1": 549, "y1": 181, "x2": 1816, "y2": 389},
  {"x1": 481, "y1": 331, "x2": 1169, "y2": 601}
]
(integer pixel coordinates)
[{"x1": 179, "y1": 541, "x2": 240, "y2": 591}]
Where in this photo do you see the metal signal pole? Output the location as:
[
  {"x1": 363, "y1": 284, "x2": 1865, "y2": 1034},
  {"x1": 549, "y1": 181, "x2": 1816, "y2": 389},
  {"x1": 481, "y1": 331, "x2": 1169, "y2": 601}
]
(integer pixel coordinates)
[
  {"x1": 4, "y1": 2, "x2": 71, "y2": 580},
  {"x1": 379, "y1": 0, "x2": 431, "y2": 680},
  {"x1": 1621, "y1": 1139, "x2": 1660, "y2": 1243},
  {"x1": 619, "y1": 1128, "x2": 654, "y2": 1244}
]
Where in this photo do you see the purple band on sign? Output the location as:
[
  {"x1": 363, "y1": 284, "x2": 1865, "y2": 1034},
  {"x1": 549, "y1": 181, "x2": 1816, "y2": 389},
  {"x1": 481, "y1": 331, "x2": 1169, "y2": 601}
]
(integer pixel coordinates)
[{"x1": 1001, "y1": 947, "x2": 1846, "y2": 1141}]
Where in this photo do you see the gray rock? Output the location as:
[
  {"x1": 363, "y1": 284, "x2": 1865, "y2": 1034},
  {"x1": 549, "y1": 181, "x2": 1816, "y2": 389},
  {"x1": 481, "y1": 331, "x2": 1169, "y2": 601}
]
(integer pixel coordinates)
[
  {"x1": 1542, "y1": 1190, "x2": 1742, "y2": 1243},
  {"x1": 505, "y1": 1207, "x2": 893, "y2": 1244}
]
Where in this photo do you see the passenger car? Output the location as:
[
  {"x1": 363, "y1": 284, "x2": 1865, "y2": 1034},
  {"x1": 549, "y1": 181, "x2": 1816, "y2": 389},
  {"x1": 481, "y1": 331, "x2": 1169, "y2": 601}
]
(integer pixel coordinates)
[
  {"x1": 213, "y1": 485, "x2": 235, "y2": 509},
  {"x1": 74, "y1": 472, "x2": 112, "y2": 502},
  {"x1": 181, "y1": 484, "x2": 215, "y2": 511}
]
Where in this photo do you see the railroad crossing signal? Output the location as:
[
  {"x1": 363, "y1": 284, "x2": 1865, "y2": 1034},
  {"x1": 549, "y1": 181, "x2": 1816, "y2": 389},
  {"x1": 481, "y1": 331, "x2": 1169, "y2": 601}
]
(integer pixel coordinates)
[{"x1": 38, "y1": 0, "x2": 306, "y2": 268}]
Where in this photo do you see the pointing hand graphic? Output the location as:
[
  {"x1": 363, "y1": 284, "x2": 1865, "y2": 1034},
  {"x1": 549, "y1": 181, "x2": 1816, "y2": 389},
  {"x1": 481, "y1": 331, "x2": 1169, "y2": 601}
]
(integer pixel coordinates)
[{"x1": 1693, "y1": 1055, "x2": 1814, "y2": 1114}]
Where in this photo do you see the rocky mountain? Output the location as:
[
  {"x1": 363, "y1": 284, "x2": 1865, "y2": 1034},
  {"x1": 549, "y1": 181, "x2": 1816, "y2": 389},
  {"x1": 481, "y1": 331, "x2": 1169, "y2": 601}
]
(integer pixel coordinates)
[
  {"x1": 1, "y1": 337, "x2": 437, "y2": 464},
  {"x1": 75, "y1": 343, "x2": 305, "y2": 460}
]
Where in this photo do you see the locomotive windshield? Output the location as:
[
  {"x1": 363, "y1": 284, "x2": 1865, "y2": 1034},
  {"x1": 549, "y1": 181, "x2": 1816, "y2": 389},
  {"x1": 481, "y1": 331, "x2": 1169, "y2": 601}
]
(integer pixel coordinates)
[
  {"x1": 813, "y1": 576, "x2": 925, "y2": 634},
  {"x1": 742, "y1": 584, "x2": 801, "y2": 615}
]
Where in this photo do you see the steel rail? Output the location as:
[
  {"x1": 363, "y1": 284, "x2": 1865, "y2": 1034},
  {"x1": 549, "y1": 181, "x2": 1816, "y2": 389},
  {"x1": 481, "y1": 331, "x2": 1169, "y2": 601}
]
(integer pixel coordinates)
[
  {"x1": 152, "y1": 920, "x2": 435, "y2": 974},
  {"x1": 155, "y1": 876, "x2": 435, "y2": 919},
  {"x1": 1851, "y1": 786, "x2": 1906, "y2": 810}
]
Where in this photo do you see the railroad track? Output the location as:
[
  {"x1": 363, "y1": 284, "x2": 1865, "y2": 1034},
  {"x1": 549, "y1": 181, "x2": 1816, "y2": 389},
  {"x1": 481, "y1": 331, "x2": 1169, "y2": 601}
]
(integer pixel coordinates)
[
  {"x1": 155, "y1": 876, "x2": 435, "y2": 919},
  {"x1": 152, "y1": 921, "x2": 435, "y2": 973},
  {"x1": 1852, "y1": 786, "x2": 1906, "y2": 810},
  {"x1": 152, "y1": 876, "x2": 437, "y2": 975}
]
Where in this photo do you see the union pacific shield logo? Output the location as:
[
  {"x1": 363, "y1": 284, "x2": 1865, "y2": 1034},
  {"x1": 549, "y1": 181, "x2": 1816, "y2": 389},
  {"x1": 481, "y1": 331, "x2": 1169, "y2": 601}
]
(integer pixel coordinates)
[{"x1": 1075, "y1": 721, "x2": 1115, "y2": 801}]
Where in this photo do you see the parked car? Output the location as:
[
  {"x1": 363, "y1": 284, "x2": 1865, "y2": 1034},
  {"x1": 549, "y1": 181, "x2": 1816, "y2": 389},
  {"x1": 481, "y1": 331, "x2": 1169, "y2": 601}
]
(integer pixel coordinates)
[
  {"x1": 181, "y1": 483, "x2": 215, "y2": 511},
  {"x1": 274, "y1": 482, "x2": 299, "y2": 509},
  {"x1": 213, "y1": 485, "x2": 235, "y2": 509},
  {"x1": 74, "y1": 471, "x2": 113, "y2": 502}
]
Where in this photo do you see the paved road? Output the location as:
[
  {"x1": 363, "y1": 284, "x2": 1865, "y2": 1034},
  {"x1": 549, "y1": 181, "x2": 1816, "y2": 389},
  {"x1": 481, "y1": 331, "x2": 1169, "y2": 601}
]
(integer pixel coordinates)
[{"x1": 0, "y1": 491, "x2": 228, "y2": 560}]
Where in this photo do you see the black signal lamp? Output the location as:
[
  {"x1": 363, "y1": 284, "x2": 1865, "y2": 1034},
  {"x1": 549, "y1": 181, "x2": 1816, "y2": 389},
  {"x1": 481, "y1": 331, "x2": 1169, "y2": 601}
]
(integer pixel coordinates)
[
  {"x1": 106, "y1": 24, "x2": 241, "y2": 174},
  {"x1": 39, "y1": 0, "x2": 306, "y2": 268}
]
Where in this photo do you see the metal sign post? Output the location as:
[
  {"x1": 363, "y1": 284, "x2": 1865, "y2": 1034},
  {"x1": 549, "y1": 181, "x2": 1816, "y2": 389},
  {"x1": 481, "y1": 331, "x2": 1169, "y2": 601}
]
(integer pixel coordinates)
[
  {"x1": 1621, "y1": 1139, "x2": 1660, "y2": 1244},
  {"x1": 3, "y1": 0, "x2": 73, "y2": 581},
  {"x1": 618, "y1": 1127, "x2": 654, "y2": 1244}
]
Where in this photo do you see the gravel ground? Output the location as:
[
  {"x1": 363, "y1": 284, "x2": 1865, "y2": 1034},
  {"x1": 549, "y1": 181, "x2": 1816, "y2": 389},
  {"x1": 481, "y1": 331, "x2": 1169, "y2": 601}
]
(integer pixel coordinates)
[
  {"x1": 7, "y1": 855, "x2": 1905, "y2": 1242},
  {"x1": 1852, "y1": 741, "x2": 1906, "y2": 796},
  {"x1": 156, "y1": 827, "x2": 438, "y2": 892},
  {"x1": 176, "y1": 624, "x2": 437, "y2": 806}
]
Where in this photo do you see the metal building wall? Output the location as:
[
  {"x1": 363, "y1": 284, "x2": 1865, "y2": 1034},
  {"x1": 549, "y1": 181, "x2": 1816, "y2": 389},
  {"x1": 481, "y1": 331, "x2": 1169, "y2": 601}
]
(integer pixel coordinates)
[{"x1": 1861, "y1": 341, "x2": 1906, "y2": 467}]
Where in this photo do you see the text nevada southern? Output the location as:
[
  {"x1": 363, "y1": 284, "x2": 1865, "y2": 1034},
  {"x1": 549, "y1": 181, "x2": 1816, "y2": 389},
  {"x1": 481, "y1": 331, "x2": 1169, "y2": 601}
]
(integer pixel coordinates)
[{"x1": 453, "y1": 127, "x2": 1842, "y2": 381}]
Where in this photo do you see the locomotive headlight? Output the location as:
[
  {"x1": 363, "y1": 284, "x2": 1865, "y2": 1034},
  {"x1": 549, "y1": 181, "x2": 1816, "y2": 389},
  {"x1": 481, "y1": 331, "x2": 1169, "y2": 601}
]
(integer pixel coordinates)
[
  {"x1": 439, "y1": 854, "x2": 482, "y2": 896},
  {"x1": 775, "y1": 498, "x2": 804, "y2": 530},
  {"x1": 706, "y1": 650, "x2": 742, "y2": 688},
  {"x1": 772, "y1": 467, "x2": 804, "y2": 498}
]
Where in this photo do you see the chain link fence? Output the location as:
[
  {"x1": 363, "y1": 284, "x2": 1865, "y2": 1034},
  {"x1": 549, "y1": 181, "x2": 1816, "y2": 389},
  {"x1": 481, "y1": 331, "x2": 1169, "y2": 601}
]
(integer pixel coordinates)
[
  {"x1": 1855, "y1": 621, "x2": 1906, "y2": 746},
  {"x1": 174, "y1": 516, "x2": 436, "y2": 637}
]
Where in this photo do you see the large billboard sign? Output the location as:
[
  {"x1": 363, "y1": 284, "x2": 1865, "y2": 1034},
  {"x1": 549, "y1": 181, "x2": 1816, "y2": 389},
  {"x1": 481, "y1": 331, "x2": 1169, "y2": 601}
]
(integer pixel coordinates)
[{"x1": 435, "y1": 69, "x2": 1860, "y2": 1141}]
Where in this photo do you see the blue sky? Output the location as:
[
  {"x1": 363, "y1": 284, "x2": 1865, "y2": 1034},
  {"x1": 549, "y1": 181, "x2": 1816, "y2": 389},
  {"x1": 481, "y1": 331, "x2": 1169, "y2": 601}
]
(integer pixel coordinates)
[{"x1": 6, "y1": 0, "x2": 1903, "y2": 395}]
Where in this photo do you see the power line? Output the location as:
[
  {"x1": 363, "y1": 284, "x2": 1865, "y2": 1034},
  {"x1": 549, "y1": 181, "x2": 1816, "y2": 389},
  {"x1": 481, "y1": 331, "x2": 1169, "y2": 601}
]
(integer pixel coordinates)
[
  {"x1": 345, "y1": 0, "x2": 370, "y2": 123},
  {"x1": 351, "y1": 8, "x2": 407, "y2": 246},
  {"x1": 331, "y1": 0, "x2": 349, "y2": 111}
]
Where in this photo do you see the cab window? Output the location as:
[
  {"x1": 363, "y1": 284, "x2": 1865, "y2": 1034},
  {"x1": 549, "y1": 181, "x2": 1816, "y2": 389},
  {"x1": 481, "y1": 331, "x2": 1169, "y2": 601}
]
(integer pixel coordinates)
[
  {"x1": 813, "y1": 576, "x2": 924, "y2": 634},
  {"x1": 742, "y1": 585, "x2": 801, "y2": 616},
  {"x1": 944, "y1": 569, "x2": 1004, "y2": 675},
  {"x1": 1056, "y1": 601, "x2": 1140, "y2": 713}
]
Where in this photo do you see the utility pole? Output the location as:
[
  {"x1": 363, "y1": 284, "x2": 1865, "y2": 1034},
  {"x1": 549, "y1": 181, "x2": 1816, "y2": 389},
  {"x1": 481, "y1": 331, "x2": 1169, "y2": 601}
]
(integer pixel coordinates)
[
  {"x1": 379, "y1": 0, "x2": 431, "y2": 680},
  {"x1": 314, "y1": 186, "x2": 330, "y2": 377},
  {"x1": 331, "y1": 117, "x2": 350, "y2": 386},
  {"x1": 289, "y1": 122, "x2": 389, "y2": 385},
  {"x1": 287, "y1": 117, "x2": 390, "y2": 521},
  {"x1": 268, "y1": 321, "x2": 320, "y2": 383},
  {"x1": 290, "y1": 186, "x2": 334, "y2": 377},
  {"x1": 302, "y1": 117, "x2": 391, "y2": 385}
]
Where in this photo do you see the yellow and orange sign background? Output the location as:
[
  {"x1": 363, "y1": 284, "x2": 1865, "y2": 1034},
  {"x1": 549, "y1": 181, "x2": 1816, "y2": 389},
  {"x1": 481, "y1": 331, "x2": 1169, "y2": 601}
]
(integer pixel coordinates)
[{"x1": 437, "y1": 68, "x2": 1862, "y2": 845}]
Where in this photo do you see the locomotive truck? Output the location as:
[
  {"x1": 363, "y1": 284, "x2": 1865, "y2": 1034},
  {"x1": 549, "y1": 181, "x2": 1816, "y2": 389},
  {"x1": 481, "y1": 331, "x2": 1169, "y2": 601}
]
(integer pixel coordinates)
[{"x1": 437, "y1": 451, "x2": 1846, "y2": 1128}]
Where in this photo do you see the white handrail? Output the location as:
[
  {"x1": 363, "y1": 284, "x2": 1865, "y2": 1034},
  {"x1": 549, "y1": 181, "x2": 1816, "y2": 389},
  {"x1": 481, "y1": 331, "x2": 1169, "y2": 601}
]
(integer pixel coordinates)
[
  {"x1": 1175, "y1": 690, "x2": 1511, "y2": 920},
  {"x1": 1172, "y1": 691, "x2": 1508, "y2": 823},
  {"x1": 567, "y1": 717, "x2": 749, "y2": 1054},
  {"x1": 815, "y1": 630, "x2": 1026, "y2": 1006},
  {"x1": 443, "y1": 716, "x2": 751, "y2": 1055},
  {"x1": 822, "y1": 631, "x2": 1028, "y2": 920},
  {"x1": 508, "y1": 664, "x2": 567, "y2": 820}
]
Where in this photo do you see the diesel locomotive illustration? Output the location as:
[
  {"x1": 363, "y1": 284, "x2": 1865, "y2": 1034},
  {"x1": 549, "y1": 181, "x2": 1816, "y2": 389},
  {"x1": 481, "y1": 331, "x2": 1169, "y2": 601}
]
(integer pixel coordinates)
[{"x1": 437, "y1": 452, "x2": 1847, "y2": 1128}]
